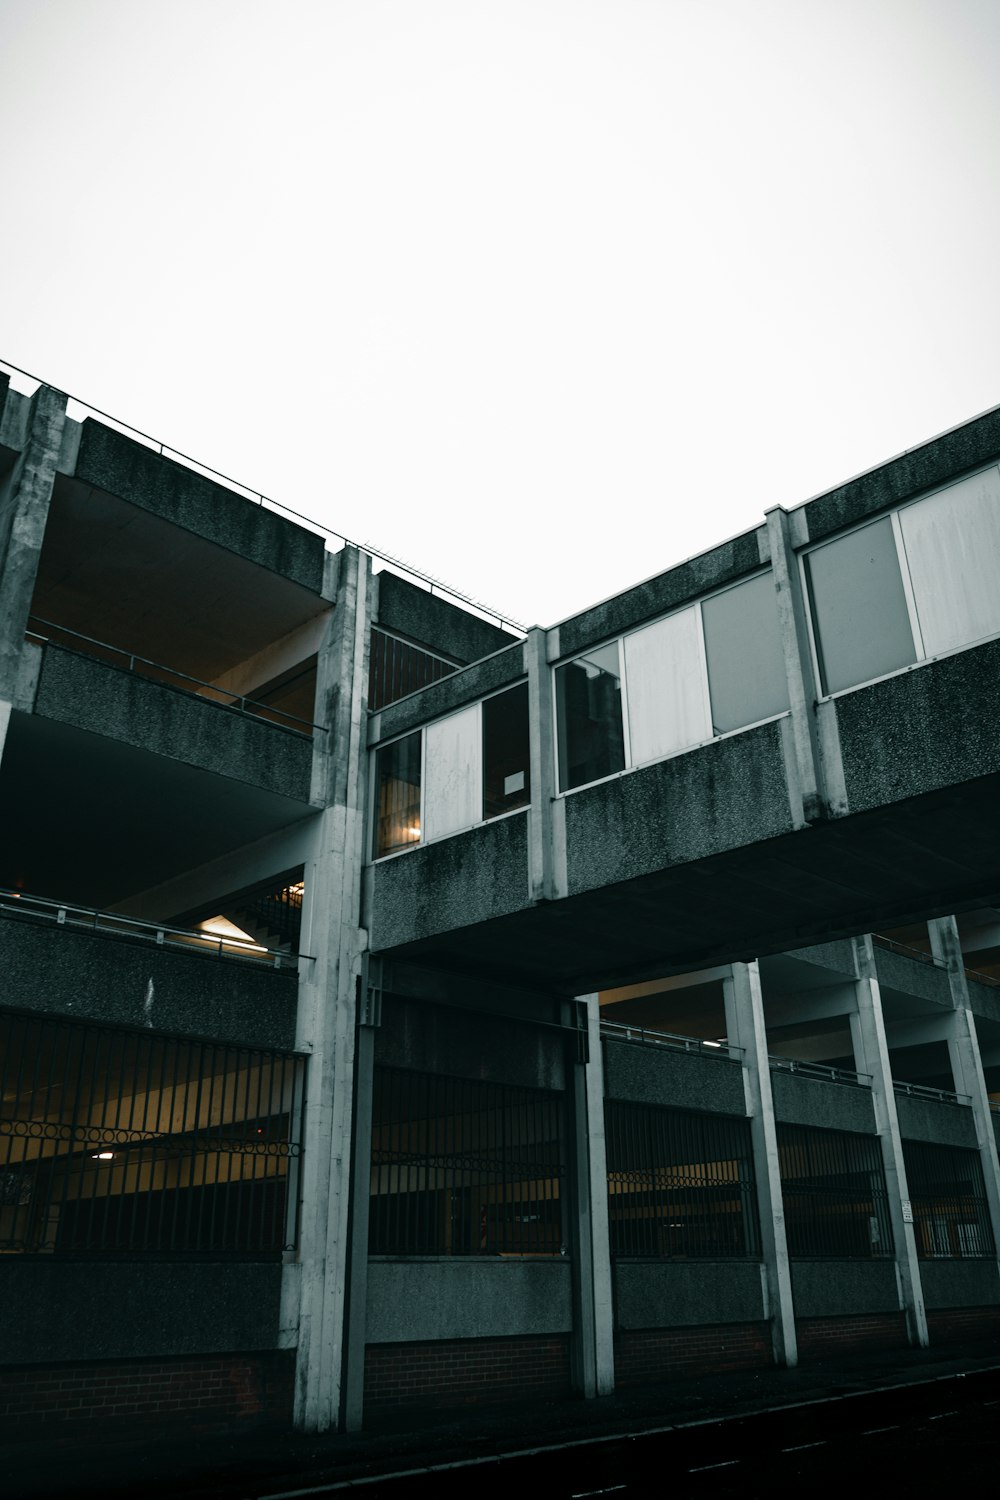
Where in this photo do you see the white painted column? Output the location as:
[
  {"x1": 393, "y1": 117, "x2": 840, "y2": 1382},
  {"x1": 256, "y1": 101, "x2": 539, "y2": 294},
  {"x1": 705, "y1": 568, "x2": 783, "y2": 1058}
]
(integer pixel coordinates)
[
  {"x1": 724, "y1": 961, "x2": 797, "y2": 1367},
  {"x1": 928, "y1": 916, "x2": 1000, "y2": 1278},
  {"x1": 288, "y1": 546, "x2": 373, "y2": 1432},
  {"x1": 849, "y1": 935, "x2": 928, "y2": 1347},
  {"x1": 565, "y1": 994, "x2": 615, "y2": 1397}
]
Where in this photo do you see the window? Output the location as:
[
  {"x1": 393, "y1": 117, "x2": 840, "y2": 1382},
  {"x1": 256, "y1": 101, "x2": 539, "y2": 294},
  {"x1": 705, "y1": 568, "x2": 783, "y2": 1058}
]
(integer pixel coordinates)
[
  {"x1": 902, "y1": 1140, "x2": 994, "y2": 1259},
  {"x1": 897, "y1": 467, "x2": 1000, "y2": 658},
  {"x1": 604, "y1": 1101, "x2": 760, "y2": 1259},
  {"x1": 702, "y1": 572, "x2": 790, "y2": 733},
  {"x1": 423, "y1": 704, "x2": 480, "y2": 843},
  {"x1": 623, "y1": 607, "x2": 711, "y2": 765},
  {"x1": 369, "y1": 1066, "x2": 566, "y2": 1256},
  {"x1": 777, "y1": 1123, "x2": 893, "y2": 1258},
  {"x1": 0, "y1": 1010, "x2": 304, "y2": 1257},
  {"x1": 483, "y1": 682, "x2": 530, "y2": 818},
  {"x1": 555, "y1": 642, "x2": 626, "y2": 791},
  {"x1": 374, "y1": 731, "x2": 422, "y2": 858},
  {"x1": 805, "y1": 517, "x2": 917, "y2": 695}
]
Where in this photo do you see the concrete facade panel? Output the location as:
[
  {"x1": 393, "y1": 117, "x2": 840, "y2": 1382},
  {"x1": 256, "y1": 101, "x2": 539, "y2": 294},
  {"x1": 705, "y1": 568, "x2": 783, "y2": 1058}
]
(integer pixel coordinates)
[
  {"x1": 770, "y1": 1072, "x2": 877, "y2": 1133},
  {"x1": 374, "y1": 572, "x2": 515, "y2": 663},
  {"x1": 365, "y1": 1259, "x2": 572, "y2": 1342},
  {"x1": 918, "y1": 1257, "x2": 1000, "y2": 1309},
  {"x1": 371, "y1": 643, "x2": 525, "y2": 743},
  {"x1": 836, "y1": 638, "x2": 1000, "y2": 814},
  {"x1": 0, "y1": 914, "x2": 299, "y2": 1049},
  {"x1": 369, "y1": 812, "x2": 530, "y2": 949},
  {"x1": 564, "y1": 721, "x2": 791, "y2": 893},
  {"x1": 789, "y1": 1259, "x2": 900, "y2": 1317},
  {"x1": 800, "y1": 407, "x2": 1000, "y2": 543},
  {"x1": 0, "y1": 1260, "x2": 283, "y2": 1363},
  {"x1": 602, "y1": 1040, "x2": 746, "y2": 1114},
  {"x1": 35, "y1": 644, "x2": 313, "y2": 801},
  {"x1": 895, "y1": 1097, "x2": 979, "y2": 1147},
  {"x1": 73, "y1": 421, "x2": 326, "y2": 591},
  {"x1": 556, "y1": 530, "x2": 762, "y2": 658},
  {"x1": 873, "y1": 946, "x2": 952, "y2": 1004},
  {"x1": 613, "y1": 1260, "x2": 765, "y2": 1330}
]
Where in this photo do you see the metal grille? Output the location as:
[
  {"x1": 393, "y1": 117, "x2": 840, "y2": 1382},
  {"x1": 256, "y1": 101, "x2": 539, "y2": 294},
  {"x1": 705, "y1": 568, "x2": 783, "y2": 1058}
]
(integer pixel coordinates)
[
  {"x1": 605, "y1": 1101, "x2": 760, "y2": 1259},
  {"x1": 0, "y1": 1010, "x2": 305, "y2": 1257},
  {"x1": 902, "y1": 1140, "x2": 995, "y2": 1259},
  {"x1": 369, "y1": 1066, "x2": 566, "y2": 1256},
  {"x1": 777, "y1": 1123, "x2": 893, "y2": 1258},
  {"x1": 368, "y1": 628, "x2": 458, "y2": 711}
]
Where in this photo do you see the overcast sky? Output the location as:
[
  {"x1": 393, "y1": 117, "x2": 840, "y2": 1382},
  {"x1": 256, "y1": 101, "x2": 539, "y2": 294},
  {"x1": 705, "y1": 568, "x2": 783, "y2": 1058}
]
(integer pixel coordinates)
[{"x1": 2, "y1": 0, "x2": 999, "y2": 629}]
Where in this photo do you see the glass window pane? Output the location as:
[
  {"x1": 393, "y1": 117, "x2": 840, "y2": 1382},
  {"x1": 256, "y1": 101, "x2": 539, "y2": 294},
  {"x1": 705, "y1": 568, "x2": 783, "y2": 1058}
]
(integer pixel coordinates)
[
  {"x1": 423, "y1": 704, "x2": 481, "y2": 842},
  {"x1": 898, "y1": 468, "x2": 1000, "y2": 657},
  {"x1": 374, "y1": 732, "x2": 421, "y2": 857},
  {"x1": 483, "y1": 683, "x2": 531, "y2": 819},
  {"x1": 702, "y1": 573, "x2": 790, "y2": 733},
  {"x1": 805, "y1": 517, "x2": 916, "y2": 694},
  {"x1": 623, "y1": 606, "x2": 712, "y2": 765},
  {"x1": 555, "y1": 642, "x2": 626, "y2": 791}
]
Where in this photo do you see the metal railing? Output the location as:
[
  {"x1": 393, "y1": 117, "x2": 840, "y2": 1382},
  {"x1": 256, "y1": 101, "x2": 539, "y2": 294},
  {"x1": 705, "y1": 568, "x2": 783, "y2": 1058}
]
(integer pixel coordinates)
[
  {"x1": 964, "y1": 964, "x2": 1000, "y2": 988},
  {"x1": 892, "y1": 1079, "x2": 971, "y2": 1106},
  {"x1": 872, "y1": 934, "x2": 945, "y2": 968},
  {"x1": 369, "y1": 627, "x2": 459, "y2": 711},
  {"x1": 777, "y1": 1122, "x2": 894, "y2": 1259},
  {"x1": 605, "y1": 1100, "x2": 761, "y2": 1260},
  {"x1": 369, "y1": 1066, "x2": 566, "y2": 1257},
  {"x1": 0, "y1": 889, "x2": 310, "y2": 971},
  {"x1": 769, "y1": 1056, "x2": 872, "y2": 1088},
  {"x1": 0, "y1": 1009, "x2": 306, "y2": 1257},
  {"x1": 901, "y1": 1140, "x2": 995, "y2": 1259},
  {"x1": 1, "y1": 355, "x2": 525, "y2": 634},
  {"x1": 599, "y1": 1019, "x2": 743, "y2": 1061},
  {"x1": 26, "y1": 616, "x2": 323, "y2": 737}
]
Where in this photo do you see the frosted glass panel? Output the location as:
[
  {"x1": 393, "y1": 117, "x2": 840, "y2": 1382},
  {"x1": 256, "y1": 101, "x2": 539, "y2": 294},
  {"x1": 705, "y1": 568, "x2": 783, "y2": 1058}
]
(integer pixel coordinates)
[
  {"x1": 624, "y1": 607, "x2": 712, "y2": 765},
  {"x1": 805, "y1": 518, "x2": 916, "y2": 694},
  {"x1": 899, "y1": 467, "x2": 1000, "y2": 657},
  {"x1": 702, "y1": 572, "x2": 790, "y2": 733},
  {"x1": 423, "y1": 704, "x2": 481, "y2": 841}
]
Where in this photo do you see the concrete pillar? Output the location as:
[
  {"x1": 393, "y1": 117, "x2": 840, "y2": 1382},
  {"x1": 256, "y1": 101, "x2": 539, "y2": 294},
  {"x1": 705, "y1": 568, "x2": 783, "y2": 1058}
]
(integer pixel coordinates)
[
  {"x1": 289, "y1": 545, "x2": 373, "y2": 1432},
  {"x1": 765, "y1": 505, "x2": 847, "y2": 825},
  {"x1": 564, "y1": 995, "x2": 615, "y2": 1398},
  {"x1": 340, "y1": 955, "x2": 380, "y2": 1431},
  {"x1": 0, "y1": 384, "x2": 68, "y2": 762},
  {"x1": 526, "y1": 626, "x2": 565, "y2": 902},
  {"x1": 928, "y1": 916, "x2": 1000, "y2": 1275},
  {"x1": 849, "y1": 936, "x2": 928, "y2": 1347},
  {"x1": 723, "y1": 962, "x2": 797, "y2": 1367}
]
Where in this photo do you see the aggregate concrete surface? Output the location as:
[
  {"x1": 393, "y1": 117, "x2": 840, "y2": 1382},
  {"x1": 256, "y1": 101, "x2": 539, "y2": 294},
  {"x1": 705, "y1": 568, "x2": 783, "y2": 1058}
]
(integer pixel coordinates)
[{"x1": 7, "y1": 1339, "x2": 1000, "y2": 1500}]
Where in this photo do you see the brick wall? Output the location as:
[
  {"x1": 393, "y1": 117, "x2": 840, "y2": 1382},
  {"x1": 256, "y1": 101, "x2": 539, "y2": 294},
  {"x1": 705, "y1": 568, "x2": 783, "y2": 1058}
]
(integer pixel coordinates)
[
  {"x1": 364, "y1": 1334, "x2": 572, "y2": 1413},
  {"x1": 0, "y1": 1351, "x2": 294, "y2": 1437},
  {"x1": 795, "y1": 1312, "x2": 907, "y2": 1360},
  {"x1": 927, "y1": 1305, "x2": 1000, "y2": 1345},
  {"x1": 614, "y1": 1323, "x2": 772, "y2": 1386}
]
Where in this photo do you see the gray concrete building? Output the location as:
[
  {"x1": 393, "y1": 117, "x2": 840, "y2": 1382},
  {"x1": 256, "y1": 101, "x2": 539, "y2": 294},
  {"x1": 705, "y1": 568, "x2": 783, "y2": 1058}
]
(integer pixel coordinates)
[{"x1": 3, "y1": 369, "x2": 1000, "y2": 1436}]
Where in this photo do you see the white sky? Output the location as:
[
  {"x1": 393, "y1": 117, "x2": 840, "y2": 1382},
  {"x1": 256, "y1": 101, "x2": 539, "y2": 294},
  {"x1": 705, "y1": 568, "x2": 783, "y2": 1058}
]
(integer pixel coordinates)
[{"x1": 2, "y1": 0, "x2": 999, "y2": 629}]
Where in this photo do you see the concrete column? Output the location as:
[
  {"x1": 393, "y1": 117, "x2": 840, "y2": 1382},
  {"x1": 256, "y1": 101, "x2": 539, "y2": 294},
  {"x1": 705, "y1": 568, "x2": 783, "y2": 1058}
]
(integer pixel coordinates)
[
  {"x1": 526, "y1": 626, "x2": 564, "y2": 902},
  {"x1": 0, "y1": 384, "x2": 68, "y2": 762},
  {"x1": 289, "y1": 545, "x2": 373, "y2": 1432},
  {"x1": 340, "y1": 955, "x2": 380, "y2": 1431},
  {"x1": 723, "y1": 962, "x2": 797, "y2": 1367},
  {"x1": 564, "y1": 994, "x2": 615, "y2": 1398},
  {"x1": 928, "y1": 916, "x2": 1000, "y2": 1275},
  {"x1": 765, "y1": 505, "x2": 847, "y2": 825},
  {"x1": 849, "y1": 935, "x2": 928, "y2": 1347}
]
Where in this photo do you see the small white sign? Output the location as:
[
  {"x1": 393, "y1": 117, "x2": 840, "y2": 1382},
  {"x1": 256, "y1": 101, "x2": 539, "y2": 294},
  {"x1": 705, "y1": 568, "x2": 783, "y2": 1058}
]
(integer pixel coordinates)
[
  {"x1": 504, "y1": 771, "x2": 525, "y2": 795},
  {"x1": 901, "y1": 1199, "x2": 913, "y2": 1223}
]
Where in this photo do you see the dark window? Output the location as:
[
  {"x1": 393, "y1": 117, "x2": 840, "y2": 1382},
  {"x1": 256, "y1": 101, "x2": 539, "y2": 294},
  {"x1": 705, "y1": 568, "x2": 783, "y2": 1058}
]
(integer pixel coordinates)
[
  {"x1": 604, "y1": 1101, "x2": 760, "y2": 1259},
  {"x1": 482, "y1": 683, "x2": 531, "y2": 819},
  {"x1": 777, "y1": 1123, "x2": 893, "y2": 1258},
  {"x1": 702, "y1": 572, "x2": 790, "y2": 733},
  {"x1": 368, "y1": 628, "x2": 457, "y2": 711},
  {"x1": 902, "y1": 1140, "x2": 994, "y2": 1259},
  {"x1": 374, "y1": 731, "x2": 421, "y2": 857},
  {"x1": 555, "y1": 642, "x2": 626, "y2": 791},
  {"x1": 805, "y1": 517, "x2": 916, "y2": 694},
  {"x1": 369, "y1": 1066, "x2": 566, "y2": 1256},
  {"x1": 0, "y1": 1010, "x2": 304, "y2": 1258}
]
